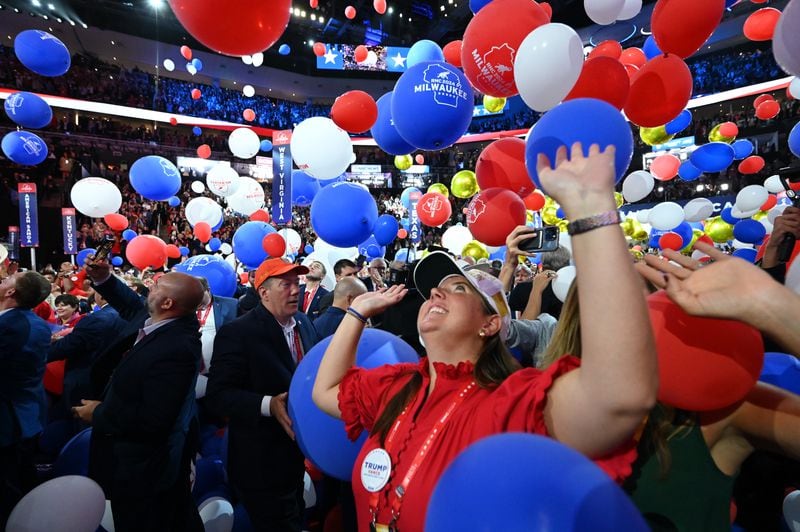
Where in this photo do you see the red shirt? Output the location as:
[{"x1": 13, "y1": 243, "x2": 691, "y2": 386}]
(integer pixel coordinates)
[{"x1": 338, "y1": 356, "x2": 637, "y2": 532}]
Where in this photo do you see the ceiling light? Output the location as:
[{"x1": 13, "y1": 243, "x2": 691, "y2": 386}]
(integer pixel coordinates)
[
  {"x1": 318, "y1": 15, "x2": 324, "y2": 22},
  {"x1": 300, "y1": 9, "x2": 306, "y2": 17},
  {"x1": 695, "y1": 184, "x2": 704, "y2": 192},
  {"x1": 68, "y1": 18, "x2": 75, "y2": 25},
  {"x1": 81, "y1": 22, "x2": 87, "y2": 28},
  {"x1": 720, "y1": 183, "x2": 729, "y2": 191},
  {"x1": 47, "y1": 2, "x2": 54, "y2": 9},
  {"x1": 657, "y1": 186, "x2": 664, "y2": 192},
  {"x1": 388, "y1": 6, "x2": 393, "y2": 13},
  {"x1": 310, "y1": 13, "x2": 316, "y2": 20},
  {"x1": 31, "y1": 0, "x2": 41, "y2": 7},
  {"x1": 440, "y1": 5, "x2": 444, "y2": 10},
  {"x1": 148, "y1": 0, "x2": 164, "y2": 8},
  {"x1": 293, "y1": 7, "x2": 300, "y2": 16},
  {"x1": 55, "y1": 17, "x2": 61, "y2": 22},
  {"x1": 41, "y1": 14, "x2": 47, "y2": 19},
  {"x1": 307, "y1": 39, "x2": 314, "y2": 45},
  {"x1": 110, "y1": 40, "x2": 115, "y2": 45}
]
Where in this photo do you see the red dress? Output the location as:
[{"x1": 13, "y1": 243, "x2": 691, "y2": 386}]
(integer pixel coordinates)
[{"x1": 338, "y1": 356, "x2": 637, "y2": 532}]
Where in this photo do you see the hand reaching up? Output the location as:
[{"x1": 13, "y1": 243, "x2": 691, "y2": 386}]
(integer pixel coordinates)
[{"x1": 350, "y1": 284, "x2": 408, "y2": 319}]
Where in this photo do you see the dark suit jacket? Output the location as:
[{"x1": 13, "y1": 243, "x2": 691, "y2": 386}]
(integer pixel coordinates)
[
  {"x1": 0, "y1": 308, "x2": 51, "y2": 446},
  {"x1": 48, "y1": 305, "x2": 127, "y2": 410},
  {"x1": 313, "y1": 306, "x2": 346, "y2": 340},
  {"x1": 89, "y1": 314, "x2": 201, "y2": 498},
  {"x1": 206, "y1": 304, "x2": 318, "y2": 492},
  {"x1": 298, "y1": 284, "x2": 329, "y2": 321},
  {"x1": 211, "y1": 296, "x2": 238, "y2": 331}
]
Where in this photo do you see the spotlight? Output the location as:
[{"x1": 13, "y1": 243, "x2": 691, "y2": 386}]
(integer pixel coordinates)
[
  {"x1": 318, "y1": 15, "x2": 324, "y2": 22},
  {"x1": 31, "y1": 0, "x2": 41, "y2": 6},
  {"x1": 148, "y1": 0, "x2": 163, "y2": 8},
  {"x1": 387, "y1": 6, "x2": 393, "y2": 13},
  {"x1": 47, "y1": 2, "x2": 54, "y2": 9},
  {"x1": 81, "y1": 22, "x2": 87, "y2": 28}
]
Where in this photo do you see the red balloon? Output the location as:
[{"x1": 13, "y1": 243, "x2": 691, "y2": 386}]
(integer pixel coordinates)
[
  {"x1": 125, "y1": 235, "x2": 168, "y2": 270},
  {"x1": 623, "y1": 63, "x2": 640, "y2": 79},
  {"x1": 345, "y1": 5, "x2": 357, "y2": 19},
  {"x1": 619, "y1": 47, "x2": 647, "y2": 68},
  {"x1": 331, "y1": 90, "x2": 378, "y2": 134},
  {"x1": 443, "y1": 40, "x2": 463, "y2": 67},
  {"x1": 755, "y1": 100, "x2": 780, "y2": 120},
  {"x1": 169, "y1": 117, "x2": 178, "y2": 126},
  {"x1": 466, "y1": 188, "x2": 527, "y2": 246},
  {"x1": 523, "y1": 191, "x2": 545, "y2": 211},
  {"x1": 624, "y1": 54, "x2": 693, "y2": 127},
  {"x1": 475, "y1": 138, "x2": 534, "y2": 197},
  {"x1": 743, "y1": 7, "x2": 781, "y2": 41},
  {"x1": 650, "y1": 154, "x2": 681, "y2": 181},
  {"x1": 250, "y1": 209, "x2": 270, "y2": 222},
  {"x1": 397, "y1": 228, "x2": 408, "y2": 239},
  {"x1": 753, "y1": 94, "x2": 775, "y2": 108},
  {"x1": 564, "y1": 56, "x2": 630, "y2": 110},
  {"x1": 415, "y1": 154, "x2": 425, "y2": 165},
  {"x1": 416, "y1": 192, "x2": 452, "y2": 227},
  {"x1": 738, "y1": 155, "x2": 765, "y2": 174},
  {"x1": 104, "y1": 213, "x2": 129, "y2": 231},
  {"x1": 166, "y1": 244, "x2": 181, "y2": 259},
  {"x1": 191, "y1": 88, "x2": 202, "y2": 100},
  {"x1": 760, "y1": 194, "x2": 777, "y2": 211},
  {"x1": 313, "y1": 42, "x2": 326, "y2": 57},
  {"x1": 354, "y1": 45, "x2": 368, "y2": 63},
  {"x1": 538, "y1": 1, "x2": 553, "y2": 19},
  {"x1": 243, "y1": 108, "x2": 256, "y2": 122},
  {"x1": 310, "y1": 0, "x2": 318, "y2": 7},
  {"x1": 694, "y1": 234, "x2": 714, "y2": 250},
  {"x1": 373, "y1": 0, "x2": 387, "y2": 14},
  {"x1": 461, "y1": 0, "x2": 550, "y2": 97},
  {"x1": 262, "y1": 233, "x2": 287, "y2": 257},
  {"x1": 197, "y1": 144, "x2": 211, "y2": 159},
  {"x1": 658, "y1": 232, "x2": 683, "y2": 251},
  {"x1": 651, "y1": 0, "x2": 725, "y2": 59},
  {"x1": 168, "y1": 0, "x2": 291, "y2": 56},
  {"x1": 180, "y1": 45, "x2": 192, "y2": 61},
  {"x1": 194, "y1": 221, "x2": 212, "y2": 243},
  {"x1": 239, "y1": 272, "x2": 250, "y2": 285},
  {"x1": 647, "y1": 290, "x2": 764, "y2": 411},
  {"x1": 718, "y1": 121, "x2": 738, "y2": 138},
  {"x1": 587, "y1": 40, "x2": 622, "y2": 60}
]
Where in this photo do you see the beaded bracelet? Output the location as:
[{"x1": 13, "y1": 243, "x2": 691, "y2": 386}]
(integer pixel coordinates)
[{"x1": 346, "y1": 307, "x2": 368, "y2": 324}]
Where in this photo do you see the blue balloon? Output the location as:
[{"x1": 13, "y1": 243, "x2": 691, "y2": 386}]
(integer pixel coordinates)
[
  {"x1": 525, "y1": 98, "x2": 633, "y2": 191},
  {"x1": 192, "y1": 126, "x2": 202, "y2": 136},
  {"x1": 111, "y1": 256, "x2": 123, "y2": 267},
  {"x1": 14, "y1": 30, "x2": 71, "y2": 77},
  {"x1": 53, "y1": 428, "x2": 92, "y2": 477},
  {"x1": 689, "y1": 142, "x2": 735, "y2": 173},
  {"x1": 649, "y1": 228, "x2": 666, "y2": 249},
  {"x1": 664, "y1": 109, "x2": 692, "y2": 135},
  {"x1": 4, "y1": 91, "x2": 52, "y2": 129},
  {"x1": 426, "y1": 434, "x2": 649, "y2": 532},
  {"x1": 407, "y1": 40, "x2": 445, "y2": 68},
  {"x1": 318, "y1": 174, "x2": 346, "y2": 187},
  {"x1": 174, "y1": 254, "x2": 237, "y2": 297},
  {"x1": 394, "y1": 247, "x2": 417, "y2": 262},
  {"x1": 191, "y1": 58, "x2": 203, "y2": 71},
  {"x1": 179, "y1": 246, "x2": 190, "y2": 257},
  {"x1": 373, "y1": 214, "x2": 399, "y2": 246},
  {"x1": 1, "y1": 130, "x2": 48, "y2": 165},
  {"x1": 129, "y1": 155, "x2": 182, "y2": 201},
  {"x1": 733, "y1": 219, "x2": 766, "y2": 244},
  {"x1": 311, "y1": 182, "x2": 378, "y2": 247},
  {"x1": 76, "y1": 248, "x2": 96, "y2": 267},
  {"x1": 304, "y1": 244, "x2": 314, "y2": 254},
  {"x1": 358, "y1": 235, "x2": 386, "y2": 259},
  {"x1": 643, "y1": 35, "x2": 663, "y2": 60},
  {"x1": 400, "y1": 217, "x2": 411, "y2": 231},
  {"x1": 279, "y1": 43, "x2": 291, "y2": 55},
  {"x1": 489, "y1": 245, "x2": 507, "y2": 261},
  {"x1": 720, "y1": 207, "x2": 738, "y2": 225},
  {"x1": 731, "y1": 247, "x2": 757, "y2": 262},
  {"x1": 760, "y1": 353, "x2": 800, "y2": 395},
  {"x1": 208, "y1": 237, "x2": 222, "y2": 252},
  {"x1": 469, "y1": 0, "x2": 493, "y2": 13},
  {"x1": 732, "y1": 139, "x2": 754, "y2": 160},
  {"x1": 122, "y1": 229, "x2": 137, "y2": 241},
  {"x1": 555, "y1": 207, "x2": 565, "y2": 219},
  {"x1": 371, "y1": 92, "x2": 417, "y2": 156},
  {"x1": 232, "y1": 221, "x2": 276, "y2": 269},
  {"x1": 391, "y1": 62, "x2": 475, "y2": 150},
  {"x1": 725, "y1": 0, "x2": 739, "y2": 8},
  {"x1": 670, "y1": 221, "x2": 694, "y2": 248},
  {"x1": 789, "y1": 122, "x2": 800, "y2": 158},
  {"x1": 292, "y1": 170, "x2": 321, "y2": 207},
  {"x1": 168, "y1": 196, "x2": 181, "y2": 207},
  {"x1": 400, "y1": 187, "x2": 422, "y2": 210},
  {"x1": 192, "y1": 456, "x2": 225, "y2": 502},
  {"x1": 288, "y1": 328, "x2": 419, "y2": 480},
  {"x1": 678, "y1": 160, "x2": 702, "y2": 181},
  {"x1": 260, "y1": 139, "x2": 273, "y2": 152}
]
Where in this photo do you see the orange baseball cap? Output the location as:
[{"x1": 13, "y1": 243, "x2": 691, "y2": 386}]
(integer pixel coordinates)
[{"x1": 254, "y1": 258, "x2": 309, "y2": 288}]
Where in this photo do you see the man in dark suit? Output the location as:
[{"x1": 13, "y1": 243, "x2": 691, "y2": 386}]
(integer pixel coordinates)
[
  {"x1": 0, "y1": 271, "x2": 51, "y2": 528},
  {"x1": 207, "y1": 257, "x2": 319, "y2": 532},
  {"x1": 315, "y1": 258, "x2": 360, "y2": 316},
  {"x1": 73, "y1": 270, "x2": 205, "y2": 532},
  {"x1": 313, "y1": 277, "x2": 367, "y2": 339},
  {"x1": 298, "y1": 260, "x2": 329, "y2": 321}
]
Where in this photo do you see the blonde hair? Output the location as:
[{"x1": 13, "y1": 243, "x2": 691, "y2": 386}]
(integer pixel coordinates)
[{"x1": 539, "y1": 282, "x2": 581, "y2": 369}]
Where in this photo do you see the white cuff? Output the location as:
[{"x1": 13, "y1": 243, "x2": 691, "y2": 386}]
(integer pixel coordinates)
[
  {"x1": 260, "y1": 395, "x2": 273, "y2": 417},
  {"x1": 195, "y1": 374, "x2": 207, "y2": 399}
]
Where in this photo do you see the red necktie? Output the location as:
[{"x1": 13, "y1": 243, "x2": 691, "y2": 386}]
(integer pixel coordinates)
[
  {"x1": 293, "y1": 327, "x2": 304, "y2": 364},
  {"x1": 303, "y1": 290, "x2": 312, "y2": 312}
]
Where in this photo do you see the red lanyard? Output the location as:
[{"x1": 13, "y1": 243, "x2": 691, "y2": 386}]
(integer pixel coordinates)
[
  {"x1": 368, "y1": 379, "x2": 477, "y2": 524},
  {"x1": 196, "y1": 305, "x2": 212, "y2": 329}
]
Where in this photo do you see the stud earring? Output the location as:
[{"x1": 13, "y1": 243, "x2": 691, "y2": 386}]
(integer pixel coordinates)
[{"x1": 479, "y1": 330, "x2": 485, "y2": 337}]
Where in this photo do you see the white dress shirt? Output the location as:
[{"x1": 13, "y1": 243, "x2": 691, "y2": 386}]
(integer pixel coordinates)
[{"x1": 260, "y1": 316, "x2": 299, "y2": 417}]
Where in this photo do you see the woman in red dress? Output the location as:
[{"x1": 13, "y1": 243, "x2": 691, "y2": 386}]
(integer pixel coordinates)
[{"x1": 313, "y1": 144, "x2": 658, "y2": 531}]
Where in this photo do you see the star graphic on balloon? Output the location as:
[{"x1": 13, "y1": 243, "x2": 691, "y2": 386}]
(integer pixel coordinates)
[
  {"x1": 323, "y1": 49, "x2": 338, "y2": 64},
  {"x1": 391, "y1": 52, "x2": 406, "y2": 68}
]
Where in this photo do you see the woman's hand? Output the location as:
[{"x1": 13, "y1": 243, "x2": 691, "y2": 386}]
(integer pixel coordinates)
[
  {"x1": 505, "y1": 225, "x2": 540, "y2": 259},
  {"x1": 350, "y1": 284, "x2": 408, "y2": 319}
]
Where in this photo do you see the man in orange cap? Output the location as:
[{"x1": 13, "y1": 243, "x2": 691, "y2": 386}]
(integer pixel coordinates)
[{"x1": 207, "y1": 257, "x2": 319, "y2": 531}]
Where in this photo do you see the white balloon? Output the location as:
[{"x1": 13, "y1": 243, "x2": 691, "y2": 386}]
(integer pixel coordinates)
[
  {"x1": 731, "y1": 239, "x2": 753, "y2": 250},
  {"x1": 736, "y1": 184, "x2": 768, "y2": 212},
  {"x1": 622, "y1": 170, "x2": 655, "y2": 203},
  {"x1": 784, "y1": 490, "x2": 800, "y2": 532},
  {"x1": 191, "y1": 180, "x2": 206, "y2": 194},
  {"x1": 241, "y1": 54, "x2": 253, "y2": 65},
  {"x1": 731, "y1": 205, "x2": 760, "y2": 219},
  {"x1": 251, "y1": 52, "x2": 264, "y2": 67},
  {"x1": 787, "y1": 258, "x2": 800, "y2": 295},
  {"x1": 636, "y1": 209, "x2": 650, "y2": 223},
  {"x1": 759, "y1": 217, "x2": 774, "y2": 234},
  {"x1": 304, "y1": 472, "x2": 317, "y2": 509},
  {"x1": 768, "y1": 203, "x2": 789, "y2": 224},
  {"x1": 70, "y1": 177, "x2": 122, "y2": 218},
  {"x1": 206, "y1": 165, "x2": 241, "y2": 197},
  {"x1": 790, "y1": 77, "x2": 800, "y2": 99},
  {"x1": 198, "y1": 496, "x2": 234, "y2": 532},
  {"x1": 185, "y1": 197, "x2": 223, "y2": 227},
  {"x1": 243, "y1": 84, "x2": 255, "y2": 97},
  {"x1": 186, "y1": 63, "x2": 197, "y2": 75},
  {"x1": 616, "y1": 0, "x2": 642, "y2": 20},
  {"x1": 683, "y1": 198, "x2": 715, "y2": 222},
  {"x1": 441, "y1": 225, "x2": 474, "y2": 255},
  {"x1": 291, "y1": 117, "x2": 353, "y2": 179},
  {"x1": 228, "y1": 128, "x2": 261, "y2": 159},
  {"x1": 162, "y1": 58, "x2": 175, "y2": 71},
  {"x1": 649, "y1": 202, "x2": 685, "y2": 231},
  {"x1": 552, "y1": 265, "x2": 576, "y2": 303},
  {"x1": 100, "y1": 499, "x2": 114, "y2": 532},
  {"x1": 226, "y1": 176, "x2": 265, "y2": 215},
  {"x1": 764, "y1": 174, "x2": 784, "y2": 193},
  {"x1": 7, "y1": 475, "x2": 105, "y2": 532},
  {"x1": 365, "y1": 50, "x2": 378, "y2": 66},
  {"x1": 279, "y1": 228, "x2": 302, "y2": 254},
  {"x1": 584, "y1": 0, "x2": 626, "y2": 25},
  {"x1": 220, "y1": 242, "x2": 233, "y2": 255},
  {"x1": 691, "y1": 249, "x2": 709, "y2": 261},
  {"x1": 514, "y1": 23, "x2": 584, "y2": 112}
]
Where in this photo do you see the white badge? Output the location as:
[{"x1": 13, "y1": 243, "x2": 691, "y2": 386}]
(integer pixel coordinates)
[{"x1": 360, "y1": 448, "x2": 392, "y2": 493}]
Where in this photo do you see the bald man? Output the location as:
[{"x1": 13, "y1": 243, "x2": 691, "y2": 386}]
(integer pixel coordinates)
[
  {"x1": 75, "y1": 266, "x2": 205, "y2": 532},
  {"x1": 313, "y1": 276, "x2": 367, "y2": 338}
]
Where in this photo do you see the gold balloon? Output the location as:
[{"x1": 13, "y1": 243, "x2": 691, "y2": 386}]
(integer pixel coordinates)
[
  {"x1": 461, "y1": 240, "x2": 489, "y2": 261},
  {"x1": 704, "y1": 216, "x2": 734, "y2": 243},
  {"x1": 752, "y1": 211, "x2": 768, "y2": 222},
  {"x1": 483, "y1": 95, "x2": 507, "y2": 113},
  {"x1": 615, "y1": 192, "x2": 624, "y2": 208},
  {"x1": 394, "y1": 154, "x2": 413, "y2": 170},
  {"x1": 450, "y1": 170, "x2": 479, "y2": 199},
  {"x1": 629, "y1": 249, "x2": 644, "y2": 261},
  {"x1": 526, "y1": 210, "x2": 535, "y2": 224},
  {"x1": 708, "y1": 124, "x2": 736, "y2": 144},
  {"x1": 428, "y1": 183, "x2": 449, "y2": 197},
  {"x1": 621, "y1": 217, "x2": 635, "y2": 237},
  {"x1": 624, "y1": 217, "x2": 648, "y2": 241},
  {"x1": 541, "y1": 205, "x2": 560, "y2": 225},
  {"x1": 639, "y1": 125, "x2": 674, "y2": 146},
  {"x1": 682, "y1": 228, "x2": 705, "y2": 252},
  {"x1": 556, "y1": 219, "x2": 570, "y2": 233}
]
